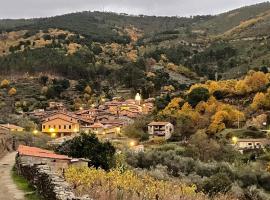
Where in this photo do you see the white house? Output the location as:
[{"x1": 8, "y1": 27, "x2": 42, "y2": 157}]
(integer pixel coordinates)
[
  {"x1": 234, "y1": 138, "x2": 270, "y2": 150},
  {"x1": 148, "y1": 122, "x2": 174, "y2": 140}
]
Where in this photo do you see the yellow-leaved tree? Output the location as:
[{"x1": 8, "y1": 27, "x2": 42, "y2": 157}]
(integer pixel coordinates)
[
  {"x1": 251, "y1": 92, "x2": 267, "y2": 110},
  {"x1": 0, "y1": 79, "x2": 10, "y2": 88},
  {"x1": 8, "y1": 88, "x2": 17, "y2": 96}
]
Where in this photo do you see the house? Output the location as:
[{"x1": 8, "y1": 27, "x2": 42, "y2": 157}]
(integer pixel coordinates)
[
  {"x1": 83, "y1": 122, "x2": 105, "y2": 134},
  {"x1": 42, "y1": 112, "x2": 94, "y2": 137},
  {"x1": 148, "y1": 122, "x2": 174, "y2": 140},
  {"x1": 0, "y1": 124, "x2": 24, "y2": 132},
  {"x1": 17, "y1": 145, "x2": 88, "y2": 173},
  {"x1": 82, "y1": 122, "x2": 121, "y2": 135},
  {"x1": 131, "y1": 144, "x2": 144, "y2": 153},
  {"x1": 48, "y1": 102, "x2": 65, "y2": 110},
  {"x1": 234, "y1": 138, "x2": 270, "y2": 151},
  {"x1": 42, "y1": 112, "x2": 80, "y2": 137}
]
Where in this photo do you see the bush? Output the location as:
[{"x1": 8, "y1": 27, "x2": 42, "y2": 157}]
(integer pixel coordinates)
[
  {"x1": 56, "y1": 133, "x2": 116, "y2": 170},
  {"x1": 187, "y1": 87, "x2": 210, "y2": 107},
  {"x1": 202, "y1": 173, "x2": 232, "y2": 196}
]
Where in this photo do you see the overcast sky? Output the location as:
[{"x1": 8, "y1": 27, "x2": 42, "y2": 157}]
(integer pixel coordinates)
[{"x1": 0, "y1": 0, "x2": 267, "y2": 19}]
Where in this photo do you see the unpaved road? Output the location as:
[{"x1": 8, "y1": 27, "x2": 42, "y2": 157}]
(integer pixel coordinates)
[{"x1": 0, "y1": 152, "x2": 25, "y2": 200}]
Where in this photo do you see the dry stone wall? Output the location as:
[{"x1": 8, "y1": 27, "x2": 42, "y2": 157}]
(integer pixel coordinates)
[{"x1": 15, "y1": 155, "x2": 92, "y2": 200}]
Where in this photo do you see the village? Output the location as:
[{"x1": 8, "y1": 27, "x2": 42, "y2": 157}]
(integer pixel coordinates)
[{"x1": 1, "y1": 91, "x2": 269, "y2": 154}]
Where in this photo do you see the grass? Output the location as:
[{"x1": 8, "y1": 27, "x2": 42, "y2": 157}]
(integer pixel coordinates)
[{"x1": 11, "y1": 167, "x2": 42, "y2": 200}]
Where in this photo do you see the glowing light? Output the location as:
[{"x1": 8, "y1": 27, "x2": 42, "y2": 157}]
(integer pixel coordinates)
[
  {"x1": 101, "y1": 98, "x2": 105, "y2": 102},
  {"x1": 49, "y1": 128, "x2": 55, "y2": 133},
  {"x1": 51, "y1": 133, "x2": 56, "y2": 138},
  {"x1": 91, "y1": 104, "x2": 95, "y2": 108},
  {"x1": 130, "y1": 141, "x2": 136, "y2": 147},
  {"x1": 79, "y1": 107, "x2": 83, "y2": 110},
  {"x1": 74, "y1": 128, "x2": 78, "y2": 132},
  {"x1": 33, "y1": 130, "x2": 38, "y2": 135},
  {"x1": 116, "y1": 127, "x2": 121, "y2": 133},
  {"x1": 232, "y1": 136, "x2": 238, "y2": 144}
]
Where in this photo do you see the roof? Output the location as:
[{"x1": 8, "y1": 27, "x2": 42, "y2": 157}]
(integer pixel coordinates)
[
  {"x1": 148, "y1": 122, "x2": 171, "y2": 126},
  {"x1": 89, "y1": 123, "x2": 104, "y2": 128},
  {"x1": 18, "y1": 145, "x2": 71, "y2": 160},
  {"x1": 42, "y1": 117, "x2": 78, "y2": 125},
  {"x1": 0, "y1": 124, "x2": 24, "y2": 130}
]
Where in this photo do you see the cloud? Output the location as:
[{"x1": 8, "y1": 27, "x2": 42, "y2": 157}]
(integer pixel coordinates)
[{"x1": 0, "y1": 0, "x2": 266, "y2": 19}]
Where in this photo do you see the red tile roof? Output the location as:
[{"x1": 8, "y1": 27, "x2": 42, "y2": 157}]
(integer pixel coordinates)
[
  {"x1": 18, "y1": 145, "x2": 71, "y2": 160},
  {"x1": 89, "y1": 123, "x2": 104, "y2": 128}
]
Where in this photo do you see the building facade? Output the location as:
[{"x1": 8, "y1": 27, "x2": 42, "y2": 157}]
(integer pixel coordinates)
[{"x1": 148, "y1": 122, "x2": 174, "y2": 140}]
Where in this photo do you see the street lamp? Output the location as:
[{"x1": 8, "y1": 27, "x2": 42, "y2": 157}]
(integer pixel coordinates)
[
  {"x1": 232, "y1": 136, "x2": 238, "y2": 145},
  {"x1": 129, "y1": 141, "x2": 136, "y2": 147},
  {"x1": 33, "y1": 130, "x2": 38, "y2": 135},
  {"x1": 51, "y1": 133, "x2": 56, "y2": 138}
]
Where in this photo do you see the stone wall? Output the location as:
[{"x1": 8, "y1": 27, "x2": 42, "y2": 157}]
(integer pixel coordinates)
[
  {"x1": 0, "y1": 133, "x2": 14, "y2": 158},
  {"x1": 15, "y1": 155, "x2": 91, "y2": 200}
]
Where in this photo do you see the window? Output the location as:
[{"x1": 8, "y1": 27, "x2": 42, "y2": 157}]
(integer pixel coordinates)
[
  {"x1": 43, "y1": 125, "x2": 45, "y2": 129},
  {"x1": 248, "y1": 143, "x2": 252, "y2": 145},
  {"x1": 69, "y1": 125, "x2": 72, "y2": 129},
  {"x1": 64, "y1": 125, "x2": 66, "y2": 129},
  {"x1": 49, "y1": 125, "x2": 51, "y2": 128},
  {"x1": 59, "y1": 125, "x2": 61, "y2": 129},
  {"x1": 53, "y1": 125, "x2": 56, "y2": 129}
]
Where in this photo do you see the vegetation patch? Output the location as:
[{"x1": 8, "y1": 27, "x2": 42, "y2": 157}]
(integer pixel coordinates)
[{"x1": 11, "y1": 167, "x2": 41, "y2": 200}]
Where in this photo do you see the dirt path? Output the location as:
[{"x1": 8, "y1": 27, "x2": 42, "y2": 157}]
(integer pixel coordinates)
[{"x1": 0, "y1": 152, "x2": 25, "y2": 200}]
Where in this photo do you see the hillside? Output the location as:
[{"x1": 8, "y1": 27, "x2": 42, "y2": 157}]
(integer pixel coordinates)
[{"x1": 1, "y1": 2, "x2": 270, "y2": 93}]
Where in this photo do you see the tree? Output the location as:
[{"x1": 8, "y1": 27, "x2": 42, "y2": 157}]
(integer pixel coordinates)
[
  {"x1": 172, "y1": 115, "x2": 197, "y2": 140},
  {"x1": 188, "y1": 131, "x2": 220, "y2": 161},
  {"x1": 0, "y1": 79, "x2": 10, "y2": 88},
  {"x1": 187, "y1": 87, "x2": 210, "y2": 107},
  {"x1": 8, "y1": 88, "x2": 17, "y2": 96},
  {"x1": 84, "y1": 85, "x2": 92, "y2": 95},
  {"x1": 39, "y1": 75, "x2": 49, "y2": 86},
  {"x1": 56, "y1": 133, "x2": 116, "y2": 170},
  {"x1": 251, "y1": 92, "x2": 267, "y2": 110}
]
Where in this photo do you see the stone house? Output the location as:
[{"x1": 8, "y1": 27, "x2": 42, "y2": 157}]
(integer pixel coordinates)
[
  {"x1": 48, "y1": 102, "x2": 65, "y2": 110},
  {"x1": 17, "y1": 145, "x2": 88, "y2": 174},
  {"x1": 82, "y1": 122, "x2": 121, "y2": 135},
  {"x1": 148, "y1": 122, "x2": 174, "y2": 140},
  {"x1": 234, "y1": 138, "x2": 270, "y2": 150},
  {"x1": 0, "y1": 124, "x2": 24, "y2": 132}
]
